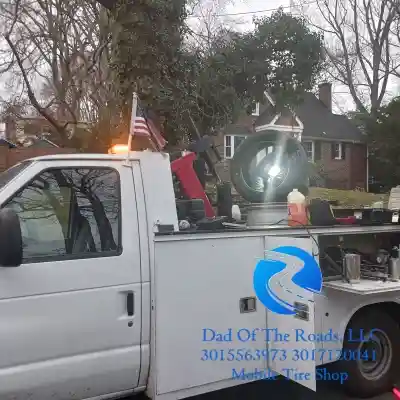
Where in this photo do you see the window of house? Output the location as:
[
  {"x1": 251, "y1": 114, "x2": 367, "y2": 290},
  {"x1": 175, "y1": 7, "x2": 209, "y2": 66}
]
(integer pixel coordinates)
[
  {"x1": 224, "y1": 135, "x2": 247, "y2": 159},
  {"x1": 4, "y1": 168, "x2": 121, "y2": 262},
  {"x1": 331, "y1": 142, "x2": 345, "y2": 160},
  {"x1": 252, "y1": 102, "x2": 260, "y2": 116},
  {"x1": 303, "y1": 141, "x2": 314, "y2": 161}
]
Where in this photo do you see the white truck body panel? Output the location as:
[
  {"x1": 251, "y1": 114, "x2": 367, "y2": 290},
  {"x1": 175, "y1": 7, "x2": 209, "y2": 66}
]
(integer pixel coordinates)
[
  {"x1": 153, "y1": 236, "x2": 267, "y2": 395},
  {"x1": 151, "y1": 234, "x2": 319, "y2": 398},
  {"x1": 136, "y1": 151, "x2": 179, "y2": 232},
  {"x1": 264, "y1": 236, "x2": 317, "y2": 391}
]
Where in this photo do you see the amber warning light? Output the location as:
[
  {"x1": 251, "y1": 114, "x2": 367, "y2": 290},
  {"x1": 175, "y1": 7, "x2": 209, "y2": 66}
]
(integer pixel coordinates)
[{"x1": 108, "y1": 144, "x2": 129, "y2": 154}]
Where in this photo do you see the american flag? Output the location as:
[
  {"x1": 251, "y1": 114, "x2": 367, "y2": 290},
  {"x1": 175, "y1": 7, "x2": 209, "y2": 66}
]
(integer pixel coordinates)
[{"x1": 130, "y1": 106, "x2": 167, "y2": 150}]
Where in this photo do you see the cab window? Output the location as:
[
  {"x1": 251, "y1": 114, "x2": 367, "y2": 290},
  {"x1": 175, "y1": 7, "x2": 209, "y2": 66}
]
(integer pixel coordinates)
[{"x1": 4, "y1": 167, "x2": 121, "y2": 262}]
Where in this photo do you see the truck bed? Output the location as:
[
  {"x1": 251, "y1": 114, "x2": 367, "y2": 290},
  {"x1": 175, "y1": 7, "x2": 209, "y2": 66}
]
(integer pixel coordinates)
[{"x1": 151, "y1": 225, "x2": 400, "y2": 399}]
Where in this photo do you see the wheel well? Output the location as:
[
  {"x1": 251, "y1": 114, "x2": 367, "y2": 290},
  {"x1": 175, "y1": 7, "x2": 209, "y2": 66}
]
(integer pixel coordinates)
[{"x1": 347, "y1": 302, "x2": 400, "y2": 328}]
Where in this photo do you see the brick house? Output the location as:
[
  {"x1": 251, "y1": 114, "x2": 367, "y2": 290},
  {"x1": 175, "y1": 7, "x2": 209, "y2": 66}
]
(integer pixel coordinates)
[
  {"x1": 0, "y1": 146, "x2": 76, "y2": 173},
  {"x1": 214, "y1": 83, "x2": 368, "y2": 190}
]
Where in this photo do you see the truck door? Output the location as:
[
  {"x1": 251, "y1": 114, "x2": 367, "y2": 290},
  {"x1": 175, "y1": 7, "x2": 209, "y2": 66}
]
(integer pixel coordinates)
[
  {"x1": 261, "y1": 235, "x2": 319, "y2": 391},
  {"x1": 0, "y1": 160, "x2": 142, "y2": 400}
]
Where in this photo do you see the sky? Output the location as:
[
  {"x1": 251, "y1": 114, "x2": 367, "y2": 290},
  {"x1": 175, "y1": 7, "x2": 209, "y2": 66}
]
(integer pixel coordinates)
[
  {"x1": 188, "y1": 0, "x2": 399, "y2": 115},
  {"x1": 187, "y1": 0, "x2": 353, "y2": 113},
  {"x1": 0, "y1": 0, "x2": 397, "y2": 120}
]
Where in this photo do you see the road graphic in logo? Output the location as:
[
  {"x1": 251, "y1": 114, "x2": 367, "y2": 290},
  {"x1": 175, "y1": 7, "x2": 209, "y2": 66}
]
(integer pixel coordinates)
[{"x1": 253, "y1": 246, "x2": 322, "y2": 315}]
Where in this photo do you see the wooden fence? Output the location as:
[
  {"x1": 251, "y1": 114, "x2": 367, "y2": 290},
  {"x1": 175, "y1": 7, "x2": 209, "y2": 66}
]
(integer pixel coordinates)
[{"x1": 0, "y1": 146, "x2": 76, "y2": 173}]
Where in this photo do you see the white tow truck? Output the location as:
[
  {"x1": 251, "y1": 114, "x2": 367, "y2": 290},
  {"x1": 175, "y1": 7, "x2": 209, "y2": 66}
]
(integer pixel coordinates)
[{"x1": 0, "y1": 151, "x2": 399, "y2": 400}]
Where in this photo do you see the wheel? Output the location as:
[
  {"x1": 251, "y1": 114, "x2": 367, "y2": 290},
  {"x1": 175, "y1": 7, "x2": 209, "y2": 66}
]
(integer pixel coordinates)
[{"x1": 338, "y1": 309, "x2": 400, "y2": 398}]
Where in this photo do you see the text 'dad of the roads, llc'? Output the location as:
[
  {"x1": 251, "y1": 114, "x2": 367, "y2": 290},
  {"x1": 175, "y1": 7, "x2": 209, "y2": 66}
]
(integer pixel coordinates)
[{"x1": 201, "y1": 327, "x2": 380, "y2": 385}]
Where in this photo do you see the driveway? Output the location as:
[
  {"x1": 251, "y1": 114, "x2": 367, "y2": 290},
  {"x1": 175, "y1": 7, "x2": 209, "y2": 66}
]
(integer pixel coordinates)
[
  {"x1": 134, "y1": 377, "x2": 394, "y2": 400},
  {"x1": 192, "y1": 378, "x2": 394, "y2": 399}
]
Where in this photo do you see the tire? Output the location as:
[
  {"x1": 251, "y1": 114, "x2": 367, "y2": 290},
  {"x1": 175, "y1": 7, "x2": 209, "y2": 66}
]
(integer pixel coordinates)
[
  {"x1": 230, "y1": 131, "x2": 309, "y2": 203},
  {"x1": 337, "y1": 309, "x2": 400, "y2": 398}
]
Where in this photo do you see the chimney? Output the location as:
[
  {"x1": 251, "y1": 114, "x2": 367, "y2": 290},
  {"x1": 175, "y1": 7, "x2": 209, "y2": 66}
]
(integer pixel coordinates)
[
  {"x1": 4, "y1": 117, "x2": 16, "y2": 142},
  {"x1": 318, "y1": 82, "x2": 332, "y2": 111}
]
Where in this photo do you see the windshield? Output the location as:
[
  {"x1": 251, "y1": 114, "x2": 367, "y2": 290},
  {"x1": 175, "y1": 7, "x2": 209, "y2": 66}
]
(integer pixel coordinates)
[{"x1": 0, "y1": 161, "x2": 32, "y2": 189}]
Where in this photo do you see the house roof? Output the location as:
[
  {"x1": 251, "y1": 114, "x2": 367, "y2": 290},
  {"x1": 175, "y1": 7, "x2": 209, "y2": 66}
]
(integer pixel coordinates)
[
  {"x1": 30, "y1": 137, "x2": 59, "y2": 148},
  {"x1": 255, "y1": 92, "x2": 365, "y2": 142},
  {"x1": 221, "y1": 123, "x2": 255, "y2": 137},
  {"x1": 94, "y1": 0, "x2": 115, "y2": 9}
]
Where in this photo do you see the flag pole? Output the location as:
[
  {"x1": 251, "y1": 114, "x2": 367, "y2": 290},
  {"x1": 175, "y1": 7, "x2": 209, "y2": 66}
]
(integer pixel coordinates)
[{"x1": 126, "y1": 92, "x2": 138, "y2": 163}]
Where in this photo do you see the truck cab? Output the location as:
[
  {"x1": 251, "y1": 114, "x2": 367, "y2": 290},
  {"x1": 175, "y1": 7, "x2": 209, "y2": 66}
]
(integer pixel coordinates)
[{"x1": 0, "y1": 153, "x2": 170, "y2": 400}]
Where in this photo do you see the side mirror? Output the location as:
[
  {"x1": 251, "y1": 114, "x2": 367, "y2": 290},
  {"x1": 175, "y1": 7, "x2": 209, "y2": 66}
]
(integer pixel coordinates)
[{"x1": 0, "y1": 208, "x2": 22, "y2": 267}]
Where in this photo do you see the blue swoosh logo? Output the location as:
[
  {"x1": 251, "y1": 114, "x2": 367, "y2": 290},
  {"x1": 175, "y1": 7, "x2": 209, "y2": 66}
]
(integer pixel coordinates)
[{"x1": 253, "y1": 246, "x2": 322, "y2": 315}]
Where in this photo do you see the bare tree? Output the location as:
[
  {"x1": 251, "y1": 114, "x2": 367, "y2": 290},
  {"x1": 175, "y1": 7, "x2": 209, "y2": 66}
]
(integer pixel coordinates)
[
  {"x1": 296, "y1": 0, "x2": 400, "y2": 115},
  {"x1": 0, "y1": 0, "x2": 118, "y2": 148},
  {"x1": 185, "y1": 0, "x2": 238, "y2": 54}
]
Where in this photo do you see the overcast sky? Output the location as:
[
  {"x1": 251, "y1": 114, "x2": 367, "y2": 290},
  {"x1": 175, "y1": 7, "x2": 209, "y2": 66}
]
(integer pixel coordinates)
[
  {"x1": 187, "y1": 0, "x2": 354, "y2": 113},
  {"x1": 1, "y1": 0, "x2": 398, "y2": 122},
  {"x1": 189, "y1": 0, "x2": 400, "y2": 114}
]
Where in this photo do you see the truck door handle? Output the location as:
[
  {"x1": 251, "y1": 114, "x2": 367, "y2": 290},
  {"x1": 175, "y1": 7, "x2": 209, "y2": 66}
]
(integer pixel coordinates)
[{"x1": 127, "y1": 292, "x2": 134, "y2": 316}]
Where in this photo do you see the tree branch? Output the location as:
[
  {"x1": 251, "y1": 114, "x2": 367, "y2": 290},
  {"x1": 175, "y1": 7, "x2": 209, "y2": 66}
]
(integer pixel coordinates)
[{"x1": 4, "y1": 33, "x2": 67, "y2": 141}]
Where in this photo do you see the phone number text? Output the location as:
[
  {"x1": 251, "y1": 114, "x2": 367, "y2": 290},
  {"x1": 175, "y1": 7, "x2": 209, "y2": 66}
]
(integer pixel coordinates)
[{"x1": 201, "y1": 348, "x2": 376, "y2": 362}]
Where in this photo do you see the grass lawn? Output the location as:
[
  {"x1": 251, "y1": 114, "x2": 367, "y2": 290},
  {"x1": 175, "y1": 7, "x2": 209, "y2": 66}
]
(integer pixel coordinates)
[
  {"x1": 309, "y1": 187, "x2": 389, "y2": 208},
  {"x1": 207, "y1": 182, "x2": 389, "y2": 208}
]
